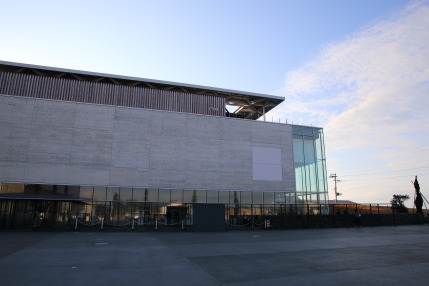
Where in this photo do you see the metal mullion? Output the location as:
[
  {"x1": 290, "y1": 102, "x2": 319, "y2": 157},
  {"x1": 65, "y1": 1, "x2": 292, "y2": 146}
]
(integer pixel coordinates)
[
  {"x1": 78, "y1": 80, "x2": 85, "y2": 102},
  {"x1": 109, "y1": 83, "x2": 115, "y2": 106},
  {"x1": 5, "y1": 72, "x2": 13, "y2": 95},
  {"x1": 0, "y1": 71, "x2": 5, "y2": 94},
  {"x1": 48, "y1": 76, "x2": 57, "y2": 99},
  {"x1": 9, "y1": 72, "x2": 18, "y2": 96},
  {"x1": 87, "y1": 81, "x2": 94, "y2": 103},
  {"x1": 101, "y1": 83, "x2": 108, "y2": 105},
  {"x1": 70, "y1": 79, "x2": 77, "y2": 102},
  {"x1": 129, "y1": 86, "x2": 134, "y2": 108},
  {"x1": 0, "y1": 72, "x2": 9, "y2": 94},
  {"x1": 46, "y1": 77, "x2": 52, "y2": 99},
  {"x1": 11, "y1": 72, "x2": 20, "y2": 96},
  {"x1": 137, "y1": 86, "x2": 142, "y2": 108},
  {"x1": 21, "y1": 73, "x2": 30, "y2": 97},
  {"x1": 25, "y1": 74, "x2": 34, "y2": 98},
  {"x1": 31, "y1": 74, "x2": 41, "y2": 99},
  {"x1": 95, "y1": 82, "x2": 101, "y2": 104},
  {"x1": 122, "y1": 85, "x2": 128, "y2": 107},
  {"x1": 50, "y1": 76, "x2": 58, "y2": 100},
  {"x1": 107, "y1": 83, "x2": 113, "y2": 105},
  {"x1": 119, "y1": 85, "x2": 123, "y2": 107},
  {"x1": 62, "y1": 78, "x2": 69, "y2": 101},
  {"x1": 37, "y1": 75, "x2": 46, "y2": 99},
  {"x1": 57, "y1": 77, "x2": 65, "y2": 101},
  {"x1": 141, "y1": 86, "x2": 146, "y2": 108}
]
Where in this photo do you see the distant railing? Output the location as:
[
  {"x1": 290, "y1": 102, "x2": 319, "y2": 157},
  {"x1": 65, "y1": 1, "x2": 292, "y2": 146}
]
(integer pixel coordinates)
[
  {"x1": 1, "y1": 202, "x2": 426, "y2": 231},
  {"x1": 225, "y1": 203, "x2": 427, "y2": 230}
]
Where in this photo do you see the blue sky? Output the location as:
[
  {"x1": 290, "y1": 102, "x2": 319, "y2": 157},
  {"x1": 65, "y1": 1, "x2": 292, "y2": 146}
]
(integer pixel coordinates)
[{"x1": 1, "y1": 0, "x2": 428, "y2": 207}]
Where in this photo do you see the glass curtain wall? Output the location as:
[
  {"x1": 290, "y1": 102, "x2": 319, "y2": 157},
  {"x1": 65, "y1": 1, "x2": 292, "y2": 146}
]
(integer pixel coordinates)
[{"x1": 292, "y1": 126, "x2": 328, "y2": 204}]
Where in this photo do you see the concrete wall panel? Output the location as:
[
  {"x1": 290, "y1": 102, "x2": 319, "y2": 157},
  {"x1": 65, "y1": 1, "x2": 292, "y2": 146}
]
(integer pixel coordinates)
[
  {"x1": 32, "y1": 100, "x2": 76, "y2": 128},
  {"x1": 187, "y1": 114, "x2": 220, "y2": 140},
  {"x1": 0, "y1": 96, "x2": 34, "y2": 124},
  {"x1": 68, "y1": 165, "x2": 110, "y2": 185},
  {"x1": 252, "y1": 180, "x2": 284, "y2": 191},
  {"x1": 0, "y1": 161, "x2": 25, "y2": 182},
  {"x1": 220, "y1": 172, "x2": 253, "y2": 190},
  {"x1": 150, "y1": 135, "x2": 186, "y2": 171},
  {"x1": 111, "y1": 132, "x2": 150, "y2": 169},
  {"x1": 0, "y1": 95, "x2": 298, "y2": 192},
  {"x1": 186, "y1": 170, "x2": 220, "y2": 189},
  {"x1": 220, "y1": 141, "x2": 252, "y2": 174},
  {"x1": 114, "y1": 107, "x2": 152, "y2": 134},
  {"x1": 280, "y1": 124, "x2": 293, "y2": 146},
  {"x1": 27, "y1": 125, "x2": 73, "y2": 164},
  {"x1": 186, "y1": 138, "x2": 220, "y2": 172},
  {"x1": 151, "y1": 111, "x2": 187, "y2": 137},
  {"x1": 74, "y1": 104, "x2": 114, "y2": 131},
  {"x1": 0, "y1": 122, "x2": 30, "y2": 162},
  {"x1": 252, "y1": 121, "x2": 282, "y2": 145},
  {"x1": 24, "y1": 163, "x2": 69, "y2": 184},
  {"x1": 70, "y1": 129, "x2": 112, "y2": 167},
  {"x1": 220, "y1": 117, "x2": 252, "y2": 142},
  {"x1": 149, "y1": 169, "x2": 186, "y2": 188},
  {"x1": 109, "y1": 167, "x2": 150, "y2": 187}
]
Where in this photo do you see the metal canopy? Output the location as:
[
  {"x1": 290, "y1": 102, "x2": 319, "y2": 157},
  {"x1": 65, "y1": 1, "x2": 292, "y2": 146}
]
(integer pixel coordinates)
[{"x1": 0, "y1": 60, "x2": 284, "y2": 120}]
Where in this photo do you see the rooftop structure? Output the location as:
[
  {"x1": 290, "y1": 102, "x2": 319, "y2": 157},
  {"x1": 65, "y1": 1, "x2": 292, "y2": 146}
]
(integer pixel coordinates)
[{"x1": 0, "y1": 60, "x2": 283, "y2": 120}]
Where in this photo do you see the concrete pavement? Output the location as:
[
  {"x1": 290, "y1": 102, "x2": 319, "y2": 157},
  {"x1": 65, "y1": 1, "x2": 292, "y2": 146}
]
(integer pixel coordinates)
[{"x1": 1, "y1": 226, "x2": 429, "y2": 285}]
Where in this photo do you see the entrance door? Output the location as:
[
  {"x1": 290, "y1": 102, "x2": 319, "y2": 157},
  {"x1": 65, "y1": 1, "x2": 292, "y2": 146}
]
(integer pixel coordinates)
[
  {"x1": 166, "y1": 206, "x2": 186, "y2": 225},
  {"x1": 193, "y1": 204, "x2": 225, "y2": 232}
]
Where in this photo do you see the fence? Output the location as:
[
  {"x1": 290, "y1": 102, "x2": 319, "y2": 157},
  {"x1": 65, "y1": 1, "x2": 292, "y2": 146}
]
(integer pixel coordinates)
[
  {"x1": 0, "y1": 202, "x2": 425, "y2": 231},
  {"x1": 225, "y1": 203, "x2": 426, "y2": 230}
]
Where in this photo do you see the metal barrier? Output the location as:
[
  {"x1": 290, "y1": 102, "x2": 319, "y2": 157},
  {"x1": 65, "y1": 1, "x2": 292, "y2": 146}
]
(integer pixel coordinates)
[
  {"x1": 1, "y1": 202, "x2": 426, "y2": 231},
  {"x1": 73, "y1": 218, "x2": 189, "y2": 231}
]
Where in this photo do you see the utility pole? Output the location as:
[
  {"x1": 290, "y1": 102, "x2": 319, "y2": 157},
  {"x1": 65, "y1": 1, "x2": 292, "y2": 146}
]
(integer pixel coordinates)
[{"x1": 329, "y1": 173, "x2": 341, "y2": 203}]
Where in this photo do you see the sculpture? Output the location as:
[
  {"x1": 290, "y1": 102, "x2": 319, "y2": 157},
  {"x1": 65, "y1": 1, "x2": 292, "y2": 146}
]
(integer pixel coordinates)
[{"x1": 414, "y1": 176, "x2": 423, "y2": 214}]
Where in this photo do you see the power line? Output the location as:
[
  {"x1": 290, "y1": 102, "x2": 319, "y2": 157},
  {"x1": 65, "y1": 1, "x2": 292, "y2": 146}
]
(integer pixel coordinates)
[
  {"x1": 341, "y1": 171, "x2": 429, "y2": 182},
  {"x1": 329, "y1": 173, "x2": 341, "y2": 203},
  {"x1": 342, "y1": 166, "x2": 429, "y2": 177}
]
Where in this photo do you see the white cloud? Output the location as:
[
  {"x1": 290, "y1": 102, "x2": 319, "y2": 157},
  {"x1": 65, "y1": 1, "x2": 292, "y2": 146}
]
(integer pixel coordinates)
[
  {"x1": 274, "y1": 0, "x2": 429, "y2": 205},
  {"x1": 277, "y1": 0, "x2": 429, "y2": 150}
]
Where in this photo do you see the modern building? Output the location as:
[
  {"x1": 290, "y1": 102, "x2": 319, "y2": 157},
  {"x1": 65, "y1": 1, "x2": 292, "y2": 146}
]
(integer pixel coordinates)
[{"x1": 0, "y1": 61, "x2": 328, "y2": 230}]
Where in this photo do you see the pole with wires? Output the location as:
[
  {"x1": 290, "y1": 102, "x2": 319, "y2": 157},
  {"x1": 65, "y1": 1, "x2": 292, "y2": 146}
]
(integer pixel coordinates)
[{"x1": 330, "y1": 173, "x2": 341, "y2": 203}]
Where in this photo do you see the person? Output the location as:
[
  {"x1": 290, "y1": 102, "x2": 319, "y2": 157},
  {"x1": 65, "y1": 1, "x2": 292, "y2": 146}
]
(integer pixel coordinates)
[{"x1": 354, "y1": 210, "x2": 362, "y2": 227}]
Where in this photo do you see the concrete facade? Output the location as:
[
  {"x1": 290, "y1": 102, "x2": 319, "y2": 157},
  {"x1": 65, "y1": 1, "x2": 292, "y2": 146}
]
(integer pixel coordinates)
[{"x1": 0, "y1": 94, "x2": 295, "y2": 192}]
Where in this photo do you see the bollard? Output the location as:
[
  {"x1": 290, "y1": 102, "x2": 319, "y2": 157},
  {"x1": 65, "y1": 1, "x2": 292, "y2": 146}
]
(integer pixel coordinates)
[
  {"x1": 101, "y1": 218, "x2": 104, "y2": 230},
  {"x1": 155, "y1": 220, "x2": 158, "y2": 230},
  {"x1": 74, "y1": 218, "x2": 78, "y2": 230},
  {"x1": 131, "y1": 219, "x2": 135, "y2": 230},
  {"x1": 181, "y1": 220, "x2": 184, "y2": 230}
]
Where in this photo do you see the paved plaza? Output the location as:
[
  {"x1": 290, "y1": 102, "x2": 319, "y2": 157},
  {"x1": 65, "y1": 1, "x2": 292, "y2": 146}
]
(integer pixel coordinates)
[{"x1": 1, "y1": 225, "x2": 429, "y2": 285}]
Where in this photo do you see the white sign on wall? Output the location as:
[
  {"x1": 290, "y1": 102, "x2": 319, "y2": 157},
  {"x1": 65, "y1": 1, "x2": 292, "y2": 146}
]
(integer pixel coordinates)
[{"x1": 252, "y1": 146, "x2": 282, "y2": 181}]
